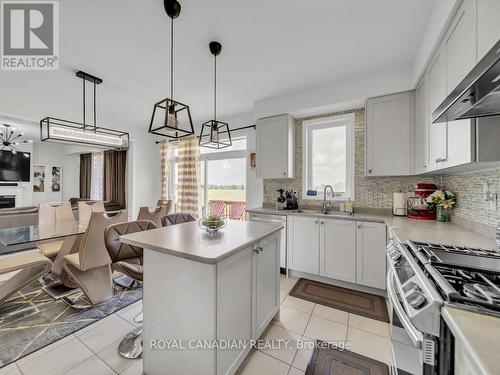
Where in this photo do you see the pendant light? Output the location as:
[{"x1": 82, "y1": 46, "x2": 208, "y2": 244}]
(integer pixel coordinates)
[
  {"x1": 40, "y1": 71, "x2": 129, "y2": 150},
  {"x1": 199, "y1": 41, "x2": 232, "y2": 149},
  {"x1": 148, "y1": 0, "x2": 194, "y2": 139}
]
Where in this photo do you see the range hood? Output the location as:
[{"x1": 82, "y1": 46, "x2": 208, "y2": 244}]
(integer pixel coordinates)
[{"x1": 432, "y1": 39, "x2": 500, "y2": 123}]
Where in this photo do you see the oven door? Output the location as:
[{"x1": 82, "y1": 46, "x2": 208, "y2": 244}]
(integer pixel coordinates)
[{"x1": 387, "y1": 268, "x2": 424, "y2": 375}]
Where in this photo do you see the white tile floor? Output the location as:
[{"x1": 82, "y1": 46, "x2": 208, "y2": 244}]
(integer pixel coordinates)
[{"x1": 2, "y1": 276, "x2": 395, "y2": 375}]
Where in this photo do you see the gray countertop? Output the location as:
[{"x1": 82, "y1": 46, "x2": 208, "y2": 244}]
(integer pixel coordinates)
[
  {"x1": 119, "y1": 220, "x2": 283, "y2": 264},
  {"x1": 442, "y1": 306, "x2": 500, "y2": 375},
  {"x1": 385, "y1": 216, "x2": 496, "y2": 250},
  {"x1": 246, "y1": 206, "x2": 389, "y2": 223}
]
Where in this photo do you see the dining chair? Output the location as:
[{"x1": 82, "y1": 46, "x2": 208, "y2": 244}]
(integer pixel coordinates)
[
  {"x1": 229, "y1": 202, "x2": 247, "y2": 220},
  {"x1": 78, "y1": 200, "x2": 105, "y2": 225},
  {"x1": 161, "y1": 212, "x2": 196, "y2": 227},
  {"x1": 137, "y1": 206, "x2": 167, "y2": 228},
  {"x1": 0, "y1": 251, "x2": 52, "y2": 308},
  {"x1": 209, "y1": 200, "x2": 225, "y2": 216},
  {"x1": 37, "y1": 201, "x2": 74, "y2": 260},
  {"x1": 61, "y1": 210, "x2": 128, "y2": 309},
  {"x1": 156, "y1": 199, "x2": 172, "y2": 214},
  {"x1": 104, "y1": 220, "x2": 157, "y2": 359}
]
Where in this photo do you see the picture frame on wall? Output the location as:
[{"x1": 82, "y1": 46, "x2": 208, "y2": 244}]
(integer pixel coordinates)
[
  {"x1": 33, "y1": 165, "x2": 45, "y2": 193},
  {"x1": 51, "y1": 166, "x2": 61, "y2": 192}
]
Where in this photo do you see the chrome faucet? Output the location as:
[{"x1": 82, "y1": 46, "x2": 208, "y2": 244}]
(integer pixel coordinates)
[{"x1": 321, "y1": 185, "x2": 334, "y2": 214}]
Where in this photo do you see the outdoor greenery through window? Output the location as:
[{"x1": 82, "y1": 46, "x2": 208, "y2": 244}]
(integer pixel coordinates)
[
  {"x1": 302, "y1": 113, "x2": 355, "y2": 200},
  {"x1": 171, "y1": 137, "x2": 247, "y2": 216}
]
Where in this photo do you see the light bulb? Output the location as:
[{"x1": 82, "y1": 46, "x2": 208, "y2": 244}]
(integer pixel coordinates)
[
  {"x1": 23, "y1": 153, "x2": 29, "y2": 158},
  {"x1": 11, "y1": 150, "x2": 17, "y2": 155},
  {"x1": 164, "y1": 104, "x2": 179, "y2": 129},
  {"x1": 211, "y1": 125, "x2": 219, "y2": 144}
]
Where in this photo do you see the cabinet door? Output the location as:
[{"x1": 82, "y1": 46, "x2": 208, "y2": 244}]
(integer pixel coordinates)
[
  {"x1": 217, "y1": 248, "x2": 253, "y2": 375},
  {"x1": 366, "y1": 92, "x2": 413, "y2": 176},
  {"x1": 444, "y1": 0, "x2": 476, "y2": 168},
  {"x1": 254, "y1": 235, "x2": 280, "y2": 338},
  {"x1": 356, "y1": 222, "x2": 387, "y2": 290},
  {"x1": 320, "y1": 219, "x2": 356, "y2": 283},
  {"x1": 288, "y1": 216, "x2": 320, "y2": 275},
  {"x1": 446, "y1": 0, "x2": 477, "y2": 92},
  {"x1": 256, "y1": 115, "x2": 294, "y2": 179},
  {"x1": 414, "y1": 77, "x2": 429, "y2": 174},
  {"x1": 477, "y1": 0, "x2": 500, "y2": 60},
  {"x1": 427, "y1": 46, "x2": 448, "y2": 169}
]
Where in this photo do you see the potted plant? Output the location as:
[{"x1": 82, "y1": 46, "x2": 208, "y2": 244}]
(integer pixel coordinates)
[{"x1": 425, "y1": 190, "x2": 456, "y2": 222}]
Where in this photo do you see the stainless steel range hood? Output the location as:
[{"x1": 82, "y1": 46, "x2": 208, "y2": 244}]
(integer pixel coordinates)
[{"x1": 432, "y1": 39, "x2": 500, "y2": 123}]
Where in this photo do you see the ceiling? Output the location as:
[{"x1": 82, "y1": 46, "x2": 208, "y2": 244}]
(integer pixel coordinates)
[{"x1": 0, "y1": 0, "x2": 435, "y2": 134}]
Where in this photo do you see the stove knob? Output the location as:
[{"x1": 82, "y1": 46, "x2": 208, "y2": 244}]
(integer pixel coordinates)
[{"x1": 407, "y1": 291, "x2": 426, "y2": 309}]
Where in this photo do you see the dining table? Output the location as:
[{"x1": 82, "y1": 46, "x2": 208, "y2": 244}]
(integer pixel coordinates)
[{"x1": 0, "y1": 221, "x2": 88, "y2": 248}]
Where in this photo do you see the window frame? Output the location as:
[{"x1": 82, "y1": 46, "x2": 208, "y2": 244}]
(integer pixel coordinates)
[{"x1": 302, "y1": 113, "x2": 355, "y2": 201}]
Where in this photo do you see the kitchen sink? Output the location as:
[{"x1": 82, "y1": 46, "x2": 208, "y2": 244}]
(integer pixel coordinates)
[{"x1": 290, "y1": 209, "x2": 353, "y2": 216}]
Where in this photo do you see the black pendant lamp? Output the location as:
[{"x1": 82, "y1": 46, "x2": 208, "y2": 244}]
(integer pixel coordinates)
[
  {"x1": 149, "y1": 0, "x2": 194, "y2": 139},
  {"x1": 199, "y1": 41, "x2": 232, "y2": 149}
]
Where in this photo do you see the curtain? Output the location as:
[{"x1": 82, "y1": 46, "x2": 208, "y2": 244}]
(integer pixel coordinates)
[
  {"x1": 177, "y1": 136, "x2": 200, "y2": 218},
  {"x1": 79, "y1": 153, "x2": 92, "y2": 198},
  {"x1": 103, "y1": 150, "x2": 127, "y2": 208},
  {"x1": 160, "y1": 140, "x2": 169, "y2": 200},
  {"x1": 90, "y1": 152, "x2": 104, "y2": 200}
]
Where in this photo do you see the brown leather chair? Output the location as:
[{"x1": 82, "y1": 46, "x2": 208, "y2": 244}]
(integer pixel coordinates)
[
  {"x1": 105, "y1": 220, "x2": 157, "y2": 287},
  {"x1": 137, "y1": 206, "x2": 167, "y2": 228},
  {"x1": 61, "y1": 210, "x2": 128, "y2": 308},
  {"x1": 104, "y1": 220, "x2": 157, "y2": 359},
  {"x1": 161, "y1": 212, "x2": 195, "y2": 227}
]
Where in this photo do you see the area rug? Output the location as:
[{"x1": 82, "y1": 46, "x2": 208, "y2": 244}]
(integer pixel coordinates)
[
  {"x1": 289, "y1": 278, "x2": 389, "y2": 322},
  {"x1": 306, "y1": 340, "x2": 389, "y2": 375},
  {"x1": 0, "y1": 277, "x2": 142, "y2": 368}
]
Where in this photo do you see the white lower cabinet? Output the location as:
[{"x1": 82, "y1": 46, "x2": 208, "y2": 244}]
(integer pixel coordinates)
[
  {"x1": 216, "y1": 233, "x2": 280, "y2": 375},
  {"x1": 320, "y1": 219, "x2": 356, "y2": 283},
  {"x1": 253, "y1": 235, "x2": 280, "y2": 338},
  {"x1": 288, "y1": 216, "x2": 387, "y2": 290},
  {"x1": 288, "y1": 216, "x2": 320, "y2": 274},
  {"x1": 356, "y1": 221, "x2": 387, "y2": 289}
]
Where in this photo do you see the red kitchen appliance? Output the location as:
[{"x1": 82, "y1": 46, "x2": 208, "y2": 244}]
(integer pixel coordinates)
[{"x1": 407, "y1": 183, "x2": 437, "y2": 220}]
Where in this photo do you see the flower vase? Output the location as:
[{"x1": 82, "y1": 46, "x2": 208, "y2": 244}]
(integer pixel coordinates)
[{"x1": 436, "y1": 206, "x2": 450, "y2": 222}]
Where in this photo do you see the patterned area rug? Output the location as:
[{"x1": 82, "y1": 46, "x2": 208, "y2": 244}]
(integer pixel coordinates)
[
  {"x1": 0, "y1": 277, "x2": 142, "y2": 368},
  {"x1": 306, "y1": 340, "x2": 389, "y2": 375},
  {"x1": 290, "y1": 278, "x2": 389, "y2": 322}
]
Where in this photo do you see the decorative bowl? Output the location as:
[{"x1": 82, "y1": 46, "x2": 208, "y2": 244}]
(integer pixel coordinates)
[{"x1": 198, "y1": 215, "x2": 227, "y2": 233}]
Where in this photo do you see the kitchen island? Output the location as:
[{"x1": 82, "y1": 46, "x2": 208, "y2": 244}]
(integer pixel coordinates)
[{"x1": 120, "y1": 220, "x2": 283, "y2": 375}]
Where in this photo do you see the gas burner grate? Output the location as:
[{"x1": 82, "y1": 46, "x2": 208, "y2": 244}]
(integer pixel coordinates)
[{"x1": 412, "y1": 241, "x2": 500, "y2": 258}]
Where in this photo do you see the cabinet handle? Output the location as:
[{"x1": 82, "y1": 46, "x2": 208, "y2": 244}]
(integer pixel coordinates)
[
  {"x1": 314, "y1": 220, "x2": 319, "y2": 224},
  {"x1": 320, "y1": 221, "x2": 324, "y2": 225},
  {"x1": 368, "y1": 169, "x2": 372, "y2": 174},
  {"x1": 357, "y1": 224, "x2": 362, "y2": 229},
  {"x1": 283, "y1": 172, "x2": 287, "y2": 176},
  {"x1": 253, "y1": 248, "x2": 260, "y2": 254}
]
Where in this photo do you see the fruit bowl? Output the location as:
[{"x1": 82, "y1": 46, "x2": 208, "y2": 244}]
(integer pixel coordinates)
[{"x1": 198, "y1": 215, "x2": 227, "y2": 233}]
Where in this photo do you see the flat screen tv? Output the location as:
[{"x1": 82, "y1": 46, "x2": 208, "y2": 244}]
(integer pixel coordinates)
[{"x1": 0, "y1": 150, "x2": 31, "y2": 182}]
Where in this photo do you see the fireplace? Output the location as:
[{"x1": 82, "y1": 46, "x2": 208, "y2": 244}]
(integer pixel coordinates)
[{"x1": 0, "y1": 195, "x2": 15, "y2": 209}]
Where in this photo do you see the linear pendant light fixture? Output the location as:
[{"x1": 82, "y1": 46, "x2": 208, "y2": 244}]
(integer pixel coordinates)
[
  {"x1": 40, "y1": 71, "x2": 129, "y2": 150},
  {"x1": 148, "y1": 0, "x2": 194, "y2": 139},
  {"x1": 199, "y1": 41, "x2": 232, "y2": 149}
]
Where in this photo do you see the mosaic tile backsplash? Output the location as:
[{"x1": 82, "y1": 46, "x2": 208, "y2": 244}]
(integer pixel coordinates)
[{"x1": 263, "y1": 108, "x2": 500, "y2": 228}]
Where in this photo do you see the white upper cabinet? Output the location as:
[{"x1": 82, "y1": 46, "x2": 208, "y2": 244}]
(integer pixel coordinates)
[
  {"x1": 477, "y1": 0, "x2": 500, "y2": 60},
  {"x1": 427, "y1": 45, "x2": 448, "y2": 169},
  {"x1": 444, "y1": 0, "x2": 476, "y2": 168},
  {"x1": 414, "y1": 77, "x2": 429, "y2": 174},
  {"x1": 366, "y1": 91, "x2": 414, "y2": 176},
  {"x1": 256, "y1": 114, "x2": 295, "y2": 179},
  {"x1": 446, "y1": 0, "x2": 477, "y2": 91}
]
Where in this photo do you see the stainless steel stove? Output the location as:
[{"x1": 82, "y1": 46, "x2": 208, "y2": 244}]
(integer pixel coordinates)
[
  {"x1": 408, "y1": 240, "x2": 500, "y2": 315},
  {"x1": 386, "y1": 237, "x2": 500, "y2": 375}
]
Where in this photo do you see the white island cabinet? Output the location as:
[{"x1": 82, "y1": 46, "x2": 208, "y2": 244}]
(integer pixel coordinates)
[{"x1": 120, "y1": 220, "x2": 282, "y2": 375}]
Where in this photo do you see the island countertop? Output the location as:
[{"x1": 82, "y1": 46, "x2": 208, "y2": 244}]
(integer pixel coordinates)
[{"x1": 120, "y1": 219, "x2": 283, "y2": 264}]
